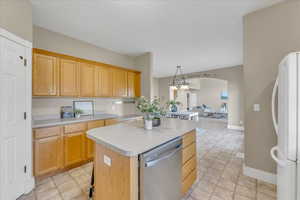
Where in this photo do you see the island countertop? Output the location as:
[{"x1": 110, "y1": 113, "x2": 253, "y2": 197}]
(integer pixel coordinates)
[{"x1": 87, "y1": 118, "x2": 200, "y2": 156}]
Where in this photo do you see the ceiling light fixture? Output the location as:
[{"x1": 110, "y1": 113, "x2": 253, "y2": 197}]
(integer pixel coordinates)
[{"x1": 169, "y1": 66, "x2": 189, "y2": 90}]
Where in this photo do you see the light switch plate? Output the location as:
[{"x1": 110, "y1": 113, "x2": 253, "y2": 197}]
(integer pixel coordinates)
[
  {"x1": 253, "y1": 104, "x2": 260, "y2": 112},
  {"x1": 104, "y1": 155, "x2": 111, "y2": 166}
]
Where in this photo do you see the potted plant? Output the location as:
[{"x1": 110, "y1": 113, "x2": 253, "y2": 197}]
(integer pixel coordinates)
[
  {"x1": 74, "y1": 109, "x2": 83, "y2": 118},
  {"x1": 166, "y1": 99, "x2": 181, "y2": 112},
  {"x1": 136, "y1": 97, "x2": 165, "y2": 129},
  {"x1": 151, "y1": 97, "x2": 166, "y2": 127}
]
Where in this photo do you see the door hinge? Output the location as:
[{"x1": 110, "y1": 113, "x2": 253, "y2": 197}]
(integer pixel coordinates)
[
  {"x1": 24, "y1": 59, "x2": 27, "y2": 67},
  {"x1": 24, "y1": 112, "x2": 27, "y2": 120},
  {"x1": 24, "y1": 165, "x2": 27, "y2": 173}
]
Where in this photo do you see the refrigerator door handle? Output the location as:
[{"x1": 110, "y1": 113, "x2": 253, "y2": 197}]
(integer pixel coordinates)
[
  {"x1": 270, "y1": 146, "x2": 287, "y2": 167},
  {"x1": 271, "y1": 77, "x2": 279, "y2": 136}
]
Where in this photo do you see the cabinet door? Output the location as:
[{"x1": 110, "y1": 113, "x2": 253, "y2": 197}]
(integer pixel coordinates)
[
  {"x1": 135, "y1": 73, "x2": 141, "y2": 97},
  {"x1": 80, "y1": 63, "x2": 94, "y2": 97},
  {"x1": 95, "y1": 66, "x2": 113, "y2": 97},
  {"x1": 34, "y1": 135, "x2": 63, "y2": 176},
  {"x1": 33, "y1": 53, "x2": 58, "y2": 96},
  {"x1": 86, "y1": 120, "x2": 105, "y2": 159},
  {"x1": 127, "y1": 72, "x2": 135, "y2": 97},
  {"x1": 113, "y1": 69, "x2": 128, "y2": 97},
  {"x1": 105, "y1": 119, "x2": 119, "y2": 126},
  {"x1": 60, "y1": 59, "x2": 79, "y2": 96},
  {"x1": 64, "y1": 132, "x2": 85, "y2": 167}
]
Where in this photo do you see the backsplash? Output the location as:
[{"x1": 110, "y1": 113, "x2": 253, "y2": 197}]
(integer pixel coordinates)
[{"x1": 32, "y1": 97, "x2": 137, "y2": 120}]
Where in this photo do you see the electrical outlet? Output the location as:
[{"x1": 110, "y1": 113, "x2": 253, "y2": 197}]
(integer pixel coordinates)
[
  {"x1": 104, "y1": 155, "x2": 111, "y2": 166},
  {"x1": 253, "y1": 104, "x2": 260, "y2": 112}
]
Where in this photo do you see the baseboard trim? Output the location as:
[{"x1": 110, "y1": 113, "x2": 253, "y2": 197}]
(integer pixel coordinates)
[
  {"x1": 227, "y1": 125, "x2": 244, "y2": 131},
  {"x1": 243, "y1": 165, "x2": 277, "y2": 185},
  {"x1": 24, "y1": 176, "x2": 35, "y2": 194}
]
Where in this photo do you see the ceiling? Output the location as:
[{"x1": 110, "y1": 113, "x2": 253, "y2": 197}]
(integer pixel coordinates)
[{"x1": 31, "y1": 0, "x2": 283, "y2": 77}]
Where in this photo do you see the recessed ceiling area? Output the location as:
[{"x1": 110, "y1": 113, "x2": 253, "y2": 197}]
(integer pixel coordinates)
[{"x1": 31, "y1": 0, "x2": 283, "y2": 77}]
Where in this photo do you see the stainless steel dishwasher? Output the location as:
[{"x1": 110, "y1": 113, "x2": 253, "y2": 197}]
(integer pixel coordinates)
[{"x1": 139, "y1": 137, "x2": 182, "y2": 200}]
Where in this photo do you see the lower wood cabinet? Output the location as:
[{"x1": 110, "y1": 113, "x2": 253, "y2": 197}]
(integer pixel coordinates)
[
  {"x1": 34, "y1": 127, "x2": 63, "y2": 177},
  {"x1": 64, "y1": 132, "x2": 86, "y2": 167},
  {"x1": 33, "y1": 119, "x2": 114, "y2": 178}
]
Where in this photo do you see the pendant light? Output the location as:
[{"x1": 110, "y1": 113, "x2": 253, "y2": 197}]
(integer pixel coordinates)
[{"x1": 169, "y1": 66, "x2": 189, "y2": 90}]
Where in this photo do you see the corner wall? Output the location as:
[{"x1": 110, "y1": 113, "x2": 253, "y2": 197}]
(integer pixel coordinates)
[
  {"x1": 244, "y1": 0, "x2": 300, "y2": 174},
  {"x1": 158, "y1": 66, "x2": 244, "y2": 127},
  {"x1": 0, "y1": 0, "x2": 32, "y2": 42}
]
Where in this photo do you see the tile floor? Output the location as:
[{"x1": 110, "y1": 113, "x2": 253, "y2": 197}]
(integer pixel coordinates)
[{"x1": 19, "y1": 119, "x2": 276, "y2": 200}]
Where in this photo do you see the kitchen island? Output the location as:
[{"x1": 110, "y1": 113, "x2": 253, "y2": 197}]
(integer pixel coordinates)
[{"x1": 87, "y1": 118, "x2": 199, "y2": 200}]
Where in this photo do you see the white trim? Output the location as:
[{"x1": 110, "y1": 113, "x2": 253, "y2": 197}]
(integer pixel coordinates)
[
  {"x1": 227, "y1": 124, "x2": 244, "y2": 131},
  {"x1": 24, "y1": 177, "x2": 35, "y2": 194},
  {"x1": 243, "y1": 165, "x2": 277, "y2": 185},
  {"x1": 0, "y1": 28, "x2": 32, "y2": 48}
]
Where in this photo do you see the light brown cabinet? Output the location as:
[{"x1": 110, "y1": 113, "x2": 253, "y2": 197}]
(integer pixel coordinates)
[
  {"x1": 33, "y1": 49, "x2": 141, "y2": 98},
  {"x1": 33, "y1": 127, "x2": 63, "y2": 176},
  {"x1": 33, "y1": 53, "x2": 59, "y2": 96},
  {"x1": 95, "y1": 66, "x2": 113, "y2": 97},
  {"x1": 60, "y1": 59, "x2": 79, "y2": 97},
  {"x1": 80, "y1": 63, "x2": 95, "y2": 97},
  {"x1": 127, "y1": 72, "x2": 135, "y2": 98},
  {"x1": 113, "y1": 69, "x2": 128, "y2": 97},
  {"x1": 64, "y1": 132, "x2": 86, "y2": 167},
  {"x1": 182, "y1": 131, "x2": 197, "y2": 195}
]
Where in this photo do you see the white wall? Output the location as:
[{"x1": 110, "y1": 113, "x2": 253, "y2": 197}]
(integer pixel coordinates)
[
  {"x1": 244, "y1": 0, "x2": 300, "y2": 174},
  {"x1": 32, "y1": 98, "x2": 136, "y2": 119},
  {"x1": 158, "y1": 66, "x2": 244, "y2": 126},
  {"x1": 197, "y1": 78, "x2": 228, "y2": 112}
]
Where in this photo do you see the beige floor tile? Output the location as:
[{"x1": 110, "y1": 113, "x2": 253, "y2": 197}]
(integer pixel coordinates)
[
  {"x1": 257, "y1": 192, "x2": 276, "y2": 200},
  {"x1": 237, "y1": 175, "x2": 256, "y2": 190},
  {"x1": 235, "y1": 185, "x2": 256, "y2": 199},
  {"x1": 217, "y1": 177, "x2": 236, "y2": 191},
  {"x1": 60, "y1": 187, "x2": 82, "y2": 200},
  {"x1": 234, "y1": 194, "x2": 254, "y2": 200},
  {"x1": 257, "y1": 181, "x2": 276, "y2": 198},
  {"x1": 35, "y1": 188, "x2": 60, "y2": 200},
  {"x1": 35, "y1": 179, "x2": 56, "y2": 194},
  {"x1": 212, "y1": 186, "x2": 234, "y2": 200},
  {"x1": 190, "y1": 187, "x2": 211, "y2": 200},
  {"x1": 18, "y1": 191, "x2": 36, "y2": 200},
  {"x1": 195, "y1": 180, "x2": 216, "y2": 194},
  {"x1": 52, "y1": 173, "x2": 73, "y2": 186}
]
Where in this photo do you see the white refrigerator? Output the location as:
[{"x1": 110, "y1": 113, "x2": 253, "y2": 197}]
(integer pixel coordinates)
[{"x1": 271, "y1": 52, "x2": 299, "y2": 200}]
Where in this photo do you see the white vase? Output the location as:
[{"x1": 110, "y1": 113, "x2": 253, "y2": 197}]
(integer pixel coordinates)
[{"x1": 144, "y1": 119, "x2": 153, "y2": 130}]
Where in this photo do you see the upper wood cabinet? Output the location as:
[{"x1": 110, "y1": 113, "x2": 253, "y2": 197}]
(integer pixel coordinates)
[
  {"x1": 80, "y1": 63, "x2": 95, "y2": 97},
  {"x1": 32, "y1": 49, "x2": 141, "y2": 98},
  {"x1": 33, "y1": 53, "x2": 58, "y2": 96},
  {"x1": 113, "y1": 69, "x2": 128, "y2": 97},
  {"x1": 127, "y1": 72, "x2": 135, "y2": 98},
  {"x1": 60, "y1": 59, "x2": 79, "y2": 97},
  {"x1": 95, "y1": 66, "x2": 113, "y2": 97}
]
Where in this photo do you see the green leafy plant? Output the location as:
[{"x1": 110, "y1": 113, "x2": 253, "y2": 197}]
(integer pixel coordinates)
[
  {"x1": 136, "y1": 96, "x2": 166, "y2": 120},
  {"x1": 74, "y1": 109, "x2": 83, "y2": 115},
  {"x1": 166, "y1": 99, "x2": 181, "y2": 107}
]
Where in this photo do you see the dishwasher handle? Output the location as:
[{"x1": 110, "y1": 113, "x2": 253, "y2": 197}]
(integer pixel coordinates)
[{"x1": 144, "y1": 144, "x2": 182, "y2": 168}]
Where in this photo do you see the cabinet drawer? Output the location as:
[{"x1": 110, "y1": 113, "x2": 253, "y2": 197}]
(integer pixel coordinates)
[
  {"x1": 64, "y1": 123, "x2": 87, "y2": 134},
  {"x1": 182, "y1": 169, "x2": 197, "y2": 195},
  {"x1": 182, "y1": 155, "x2": 196, "y2": 180},
  {"x1": 34, "y1": 126, "x2": 61, "y2": 139},
  {"x1": 182, "y1": 142, "x2": 196, "y2": 164},
  {"x1": 183, "y1": 130, "x2": 196, "y2": 148},
  {"x1": 88, "y1": 120, "x2": 105, "y2": 129}
]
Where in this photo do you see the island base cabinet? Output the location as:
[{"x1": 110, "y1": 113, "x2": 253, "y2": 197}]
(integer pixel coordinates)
[
  {"x1": 182, "y1": 130, "x2": 197, "y2": 195},
  {"x1": 94, "y1": 143, "x2": 138, "y2": 200},
  {"x1": 64, "y1": 132, "x2": 85, "y2": 167}
]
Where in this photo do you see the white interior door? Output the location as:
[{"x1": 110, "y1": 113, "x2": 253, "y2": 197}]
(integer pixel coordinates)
[{"x1": 0, "y1": 36, "x2": 27, "y2": 199}]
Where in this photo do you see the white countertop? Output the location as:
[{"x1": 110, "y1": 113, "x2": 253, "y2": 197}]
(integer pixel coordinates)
[
  {"x1": 32, "y1": 114, "x2": 142, "y2": 128},
  {"x1": 87, "y1": 118, "x2": 200, "y2": 156}
]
